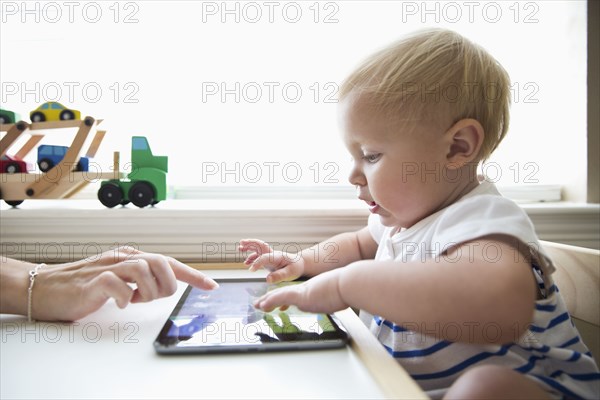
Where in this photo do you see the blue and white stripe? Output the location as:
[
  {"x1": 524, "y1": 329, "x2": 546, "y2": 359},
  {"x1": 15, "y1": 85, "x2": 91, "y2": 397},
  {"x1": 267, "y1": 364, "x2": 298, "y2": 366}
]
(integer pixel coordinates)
[{"x1": 364, "y1": 181, "x2": 600, "y2": 399}]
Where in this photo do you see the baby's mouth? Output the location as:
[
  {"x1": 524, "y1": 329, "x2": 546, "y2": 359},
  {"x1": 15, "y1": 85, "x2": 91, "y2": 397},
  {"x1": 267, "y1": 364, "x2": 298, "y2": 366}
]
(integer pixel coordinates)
[{"x1": 368, "y1": 201, "x2": 380, "y2": 213}]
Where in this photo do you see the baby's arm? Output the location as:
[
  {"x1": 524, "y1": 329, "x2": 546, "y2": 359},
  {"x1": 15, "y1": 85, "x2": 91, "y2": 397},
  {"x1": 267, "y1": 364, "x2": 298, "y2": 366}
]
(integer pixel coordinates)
[
  {"x1": 255, "y1": 235, "x2": 538, "y2": 345},
  {"x1": 340, "y1": 235, "x2": 537, "y2": 343},
  {"x1": 240, "y1": 226, "x2": 377, "y2": 283}
]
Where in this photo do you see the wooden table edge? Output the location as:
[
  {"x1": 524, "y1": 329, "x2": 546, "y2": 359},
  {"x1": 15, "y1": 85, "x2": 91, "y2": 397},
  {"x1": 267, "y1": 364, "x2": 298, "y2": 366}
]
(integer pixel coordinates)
[{"x1": 189, "y1": 263, "x2": 429, "y2": 399}]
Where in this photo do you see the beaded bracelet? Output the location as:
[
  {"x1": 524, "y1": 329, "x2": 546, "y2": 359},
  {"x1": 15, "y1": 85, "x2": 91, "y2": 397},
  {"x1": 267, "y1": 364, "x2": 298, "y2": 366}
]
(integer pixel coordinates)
[{"x1": 27, "y1": 263, "x2": 46, "y2": 322}]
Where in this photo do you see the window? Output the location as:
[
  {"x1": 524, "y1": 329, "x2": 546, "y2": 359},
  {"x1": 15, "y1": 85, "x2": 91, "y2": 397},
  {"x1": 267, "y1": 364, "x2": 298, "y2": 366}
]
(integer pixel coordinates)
[
  {"x1": 132, "y1": 137, "x2": 148, "y2": 151},
  {"x1": 38, "y1": 146, "x2": 52, "y2": 156},
  {"x1": 0, "y1": 0, "x2": 587, "y2": 201}
]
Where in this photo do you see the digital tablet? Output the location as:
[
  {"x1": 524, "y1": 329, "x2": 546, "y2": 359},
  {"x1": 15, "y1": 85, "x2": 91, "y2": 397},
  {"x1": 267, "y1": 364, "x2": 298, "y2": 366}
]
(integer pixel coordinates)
[{"x1": 154, "y1": 278, "x2": 348, "y2": 354}]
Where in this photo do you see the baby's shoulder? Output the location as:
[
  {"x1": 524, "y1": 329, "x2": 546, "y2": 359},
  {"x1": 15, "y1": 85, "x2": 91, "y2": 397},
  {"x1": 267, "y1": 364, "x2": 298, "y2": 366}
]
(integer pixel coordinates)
[
  {"x1": 430, "y1": 192, "x2": 536, "y2": 246},
  {"x1": 445, "y1": 191, "x2": 526, "y2": 221}
]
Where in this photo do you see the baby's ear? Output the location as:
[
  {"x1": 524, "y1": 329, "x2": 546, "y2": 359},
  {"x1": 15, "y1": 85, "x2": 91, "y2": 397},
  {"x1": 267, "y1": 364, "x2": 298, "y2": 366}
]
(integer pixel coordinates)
[{"x1": 444, "y1": 119, "x2": 484, "y2": 168}]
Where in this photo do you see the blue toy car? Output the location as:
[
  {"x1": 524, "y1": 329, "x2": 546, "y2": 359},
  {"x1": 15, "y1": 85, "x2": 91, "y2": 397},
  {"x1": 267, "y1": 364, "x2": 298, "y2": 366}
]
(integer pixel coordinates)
[{"x1": 37, "y1": 145, "x2": 89, "y2": 172}]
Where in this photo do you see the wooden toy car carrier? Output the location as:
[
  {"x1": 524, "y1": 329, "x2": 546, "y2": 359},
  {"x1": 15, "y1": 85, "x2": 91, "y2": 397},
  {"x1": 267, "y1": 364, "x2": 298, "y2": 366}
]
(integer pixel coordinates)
[{"x1": 0, "y1": 117, "x2": 123, "y2": 206}]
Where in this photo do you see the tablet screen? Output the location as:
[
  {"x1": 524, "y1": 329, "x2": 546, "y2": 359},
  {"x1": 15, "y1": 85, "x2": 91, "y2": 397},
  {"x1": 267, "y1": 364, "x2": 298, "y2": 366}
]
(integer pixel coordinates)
[{"x1": 154, "y1": 279, "x2": 348, "y2": 354}]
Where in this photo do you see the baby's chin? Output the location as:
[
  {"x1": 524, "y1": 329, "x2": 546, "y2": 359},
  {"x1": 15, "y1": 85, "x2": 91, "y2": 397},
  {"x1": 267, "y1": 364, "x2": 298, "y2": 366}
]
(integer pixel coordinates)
[
  {"x1": 377, "y1": 214, "x2": 403, "y2": 228},
  {"x1": 377, "y1": 211, "x2": 420, "y2": 231}
]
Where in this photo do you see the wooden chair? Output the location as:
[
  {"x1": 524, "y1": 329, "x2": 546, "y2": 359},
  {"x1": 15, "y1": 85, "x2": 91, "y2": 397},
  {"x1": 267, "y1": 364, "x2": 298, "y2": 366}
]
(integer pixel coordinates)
[{"x1": 540, "y1": 240, "x2": 600, "y2": 363}]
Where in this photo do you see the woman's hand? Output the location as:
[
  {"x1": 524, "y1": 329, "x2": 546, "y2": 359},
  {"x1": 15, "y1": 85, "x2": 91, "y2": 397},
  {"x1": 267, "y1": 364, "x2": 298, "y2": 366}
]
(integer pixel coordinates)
[
  {"x1": 239, "y1": 239, "x2": 306, "y2": 283},
  {"x1": 10, "y1": 246, "x2": 219, "y2": 322}
]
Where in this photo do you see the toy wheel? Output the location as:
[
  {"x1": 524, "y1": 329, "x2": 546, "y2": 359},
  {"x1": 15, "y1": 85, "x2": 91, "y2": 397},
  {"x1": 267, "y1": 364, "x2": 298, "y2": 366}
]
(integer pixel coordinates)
[
  {"x1": 60, "y1": 110, "x2": 75, "y2": 120},
  {"x1": 31, "y1": 112, "x2": 45, "y2": 122},
  {"x1": 98, "y1": 183, "x2": 123, "y2": 208},
  {"x1": 38, "y1": 158, "x2": 54, "y2": 172},
  {"x1": 4, "y1": 163, "x2": 21, "y2": 174},
  {"x1": 0, "y1": 189, "x2": 19, "y2": 206},
  {"x1": 5, "y1": 200, "x2": 24, "y2": 207},
  {"x1": 0, "y1": 115, "x2": 8, "y2": 124},
  {"x1": 129, "y1": 182, "x2": 154, "y2": 208}
]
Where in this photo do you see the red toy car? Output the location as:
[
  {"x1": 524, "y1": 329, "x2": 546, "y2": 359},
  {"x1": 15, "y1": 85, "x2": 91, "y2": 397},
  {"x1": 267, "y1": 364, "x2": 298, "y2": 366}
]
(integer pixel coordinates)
[{"x1": 0, "y1": 154, "x2": 32, "y2": 174}]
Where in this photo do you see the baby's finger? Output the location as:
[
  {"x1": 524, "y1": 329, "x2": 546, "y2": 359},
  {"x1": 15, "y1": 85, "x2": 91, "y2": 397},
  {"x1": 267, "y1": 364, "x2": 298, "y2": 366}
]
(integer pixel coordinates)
[
  {"x1": 239, "y1": 239, "x2": 272, "y2": 254},
  {"x1": 168, "y1": 257, "x2": 219, "y2": 290},
  {"x1": 248, "y1": 252, "x2": 285, "y2": 272},
  {"x1": 243, "y1": 252, "x2": 260, "y2": 266},
  {"x1": 254, "y1": 287, "x2": 301, "y2": 312},
  {"x1": 266, "y1": 264, "x2": 302, "y2": 284}
]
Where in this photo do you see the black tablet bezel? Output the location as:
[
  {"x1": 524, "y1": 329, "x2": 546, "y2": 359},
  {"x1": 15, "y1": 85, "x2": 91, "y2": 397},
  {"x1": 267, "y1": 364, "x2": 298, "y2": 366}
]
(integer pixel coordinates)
[{"x1": 153, "y1": 278, "x2": 349, "y2": 354}]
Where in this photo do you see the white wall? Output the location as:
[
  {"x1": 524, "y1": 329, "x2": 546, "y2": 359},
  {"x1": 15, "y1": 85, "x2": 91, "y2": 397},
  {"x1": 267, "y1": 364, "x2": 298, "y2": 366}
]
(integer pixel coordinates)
[{"x1": 0, "y1": 1, "x2": 587, "y2": 200}]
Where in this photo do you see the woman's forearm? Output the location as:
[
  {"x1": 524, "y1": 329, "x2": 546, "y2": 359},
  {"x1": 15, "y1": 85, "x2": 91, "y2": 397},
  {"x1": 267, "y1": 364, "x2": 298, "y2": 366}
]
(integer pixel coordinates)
[{"x1": 0, "y1": 257, "x2": 35, "y2": 316}]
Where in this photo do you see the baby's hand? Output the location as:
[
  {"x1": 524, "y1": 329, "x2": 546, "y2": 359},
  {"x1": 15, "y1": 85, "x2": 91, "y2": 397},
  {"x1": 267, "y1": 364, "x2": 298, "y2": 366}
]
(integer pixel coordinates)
[
  {"x1": 253, "y1": 269, "x2": 346, "y2": 314},
  {"x1": 239, "y1": 239, "x2": 305, "y2": 283},
  {"x1": 239, "y1": 239, "x2": 272, "y2": 267}
]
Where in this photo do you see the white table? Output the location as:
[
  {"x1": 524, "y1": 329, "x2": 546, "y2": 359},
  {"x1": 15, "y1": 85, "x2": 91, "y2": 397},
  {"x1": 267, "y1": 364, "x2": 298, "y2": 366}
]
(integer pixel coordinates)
[{"x1": 0, "y1": 270, "x2": 426, "y2": 399}]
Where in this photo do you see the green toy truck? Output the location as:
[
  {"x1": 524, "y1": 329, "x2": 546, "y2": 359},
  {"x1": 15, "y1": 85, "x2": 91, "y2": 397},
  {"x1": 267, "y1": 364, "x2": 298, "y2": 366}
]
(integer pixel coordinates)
[
  {"x1": 0, "y1": 108, "x2": 21, "y2": 124},
  {"x1": 98, "y1": 136, "x2": 168, "y2": 208}
]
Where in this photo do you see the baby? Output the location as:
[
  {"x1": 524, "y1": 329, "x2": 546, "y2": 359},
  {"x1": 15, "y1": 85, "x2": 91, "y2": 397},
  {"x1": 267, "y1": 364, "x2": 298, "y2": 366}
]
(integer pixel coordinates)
[{"x1": 239, "y1": 29, "x2": 599, "y2": 399}]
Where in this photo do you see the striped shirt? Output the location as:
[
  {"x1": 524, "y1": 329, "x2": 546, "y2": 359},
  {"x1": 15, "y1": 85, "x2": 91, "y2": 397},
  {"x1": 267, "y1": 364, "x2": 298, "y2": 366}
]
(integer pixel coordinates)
[{"x1": 363, "y1": 181, "x2": 599, "y2": 399}]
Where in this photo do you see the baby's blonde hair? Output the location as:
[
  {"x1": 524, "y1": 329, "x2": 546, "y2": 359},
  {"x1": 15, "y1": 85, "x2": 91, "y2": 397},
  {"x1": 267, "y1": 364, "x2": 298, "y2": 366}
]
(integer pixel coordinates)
[{"x1": 340, "y1": 29, "x2": 511, "y2": 161}]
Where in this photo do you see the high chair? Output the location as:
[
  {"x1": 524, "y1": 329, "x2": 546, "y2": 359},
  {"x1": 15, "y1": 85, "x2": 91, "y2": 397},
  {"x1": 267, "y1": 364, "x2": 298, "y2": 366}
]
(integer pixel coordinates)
[{"x1": 541, "y1": 240, "x2": 600, "y2": 364}]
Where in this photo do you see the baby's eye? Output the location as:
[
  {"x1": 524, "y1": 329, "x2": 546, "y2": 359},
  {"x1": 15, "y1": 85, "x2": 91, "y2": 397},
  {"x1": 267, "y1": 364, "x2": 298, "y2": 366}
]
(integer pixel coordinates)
[{"x1": 362, "y1": 153, "x2": 382, "y2": 163}]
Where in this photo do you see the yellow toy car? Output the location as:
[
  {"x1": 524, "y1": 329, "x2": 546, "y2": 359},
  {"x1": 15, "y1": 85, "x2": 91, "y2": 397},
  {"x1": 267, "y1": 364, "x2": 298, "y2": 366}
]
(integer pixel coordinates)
[{"x1": 30, "y1": 102, "x2": 81, "y2": 122}]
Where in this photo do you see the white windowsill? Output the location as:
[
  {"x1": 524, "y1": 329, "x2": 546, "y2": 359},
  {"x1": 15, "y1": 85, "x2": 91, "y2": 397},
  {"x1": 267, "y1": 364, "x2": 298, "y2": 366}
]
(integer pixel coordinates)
[{"x1": 1, "y1": 199, "x2": 599, "y2": 263}]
